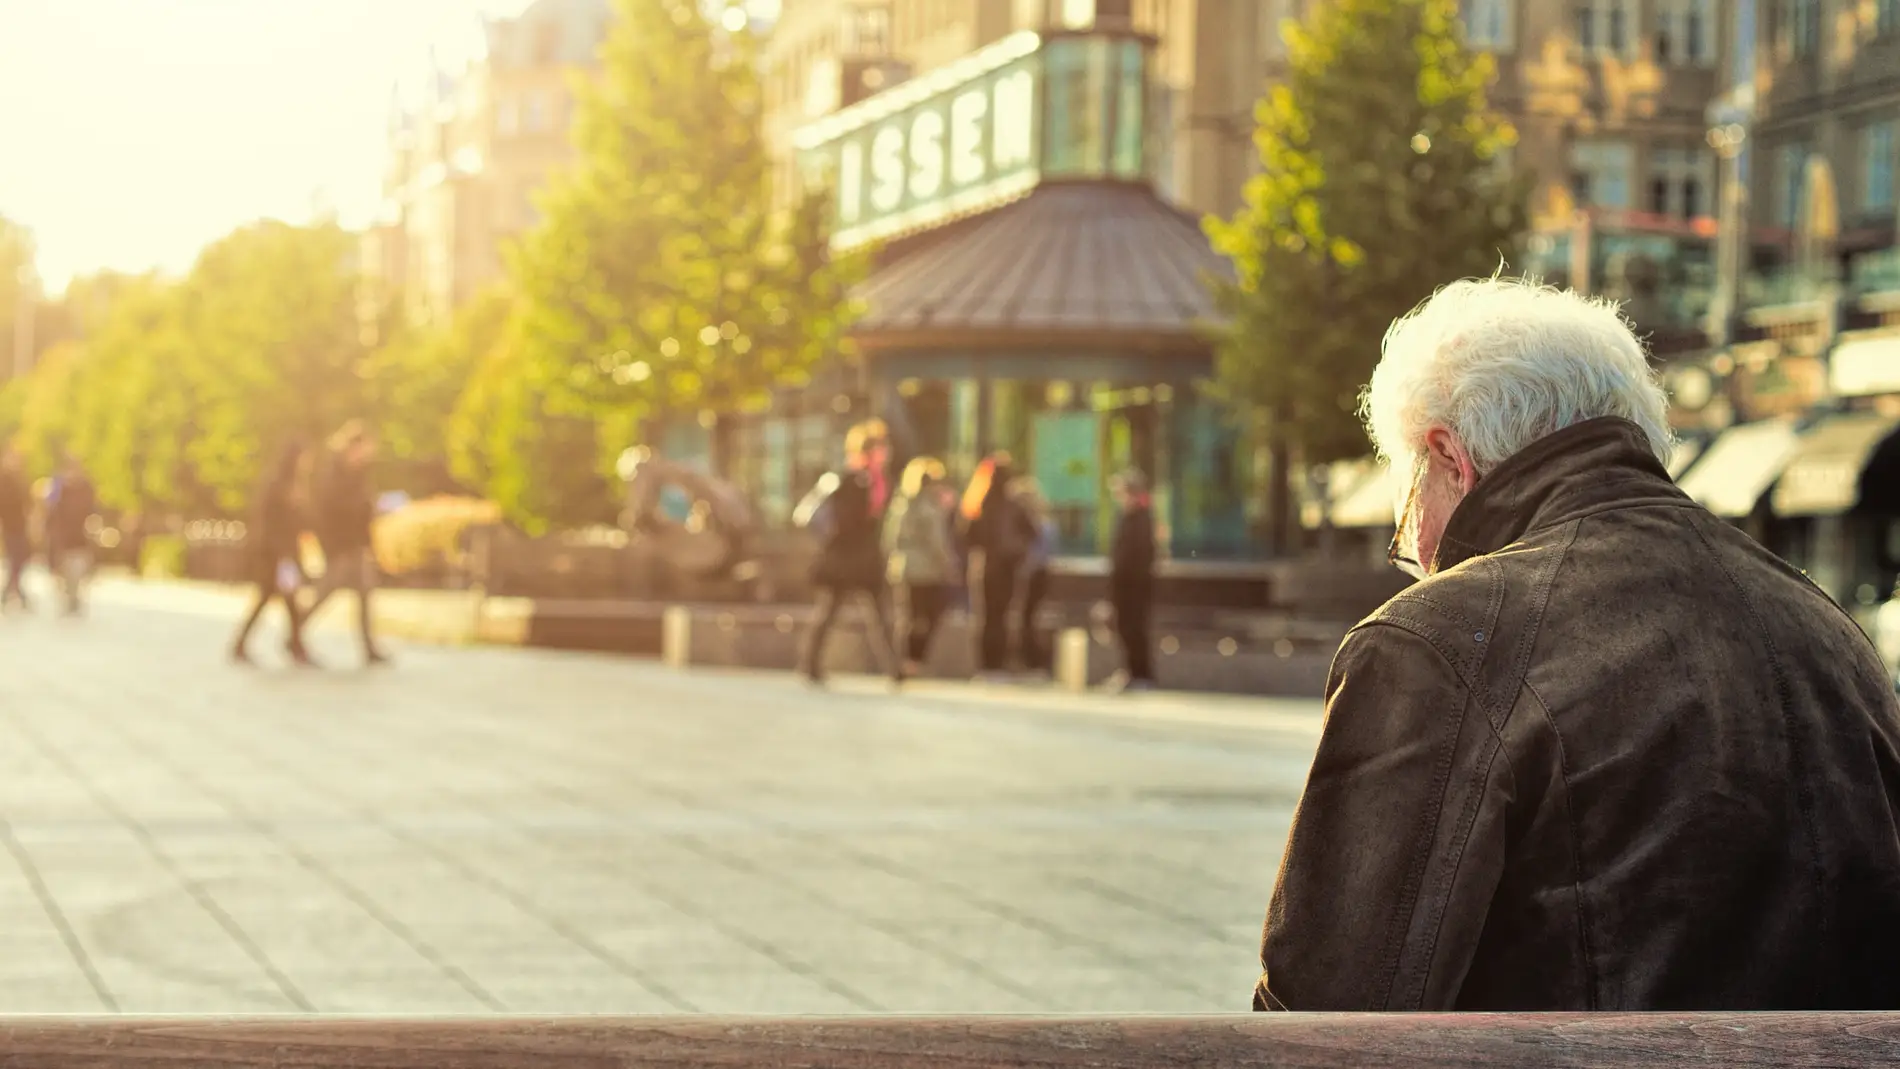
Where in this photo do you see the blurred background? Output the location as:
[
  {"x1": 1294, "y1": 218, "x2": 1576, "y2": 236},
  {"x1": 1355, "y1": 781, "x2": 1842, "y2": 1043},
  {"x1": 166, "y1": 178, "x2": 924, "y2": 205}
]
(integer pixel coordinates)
[{"x1": 0, "y1": 0, "x2": 1896, "y2": 1016}]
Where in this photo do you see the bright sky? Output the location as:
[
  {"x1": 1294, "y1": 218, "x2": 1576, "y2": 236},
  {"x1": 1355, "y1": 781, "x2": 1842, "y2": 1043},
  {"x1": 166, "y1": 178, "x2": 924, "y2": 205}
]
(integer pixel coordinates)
[{"x1": 0, "y1": 0, "x2": 533, "y2": 293}]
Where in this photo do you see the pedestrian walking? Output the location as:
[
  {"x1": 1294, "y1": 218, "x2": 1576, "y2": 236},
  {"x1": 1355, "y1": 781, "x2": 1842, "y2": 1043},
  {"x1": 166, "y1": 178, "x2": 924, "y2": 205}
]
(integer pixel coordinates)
[
  {"x1": 1256, "y1": 277, "x2": 1900, "y2": 1012},
  {"x1": 1107, "y1": 469, "x2": 1156, "y2": 690},
  {"x1": 304, "y1": 421, "x2": 390, "y2": 666},
  {"x1": 0, "y1": 447, "x2": 33, "y2": 613},
  {"x1": 962, "y1": 453, "x2": 1036, "y2": 677},
  {"x1": 230, "y1": 441, "x2": 315, "y2": 667},
  {"x1": 1013, "y1": 478, "x2": 1057, "y2": 674},
  {"x1": 795, "y1": 419, "x2": 903, "y2": 685},
  {"x1": 43, "y1": 456, "x2": 96, "y2": 617},
  {"x1": 885, "y1": 456, "x2": 959, "y2": 677}
]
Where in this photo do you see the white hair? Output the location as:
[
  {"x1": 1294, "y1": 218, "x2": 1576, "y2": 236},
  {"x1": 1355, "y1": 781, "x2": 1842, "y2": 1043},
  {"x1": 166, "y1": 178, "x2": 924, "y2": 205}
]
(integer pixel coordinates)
[{"x1": 1361, "y1": 277, "x2": 1675, "y2": 475}]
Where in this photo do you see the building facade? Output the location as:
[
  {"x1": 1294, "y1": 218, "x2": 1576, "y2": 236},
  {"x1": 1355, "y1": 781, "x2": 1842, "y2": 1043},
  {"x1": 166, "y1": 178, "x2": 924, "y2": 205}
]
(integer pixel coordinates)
[{"x1": 363, "y1": 0, "x2": 612, "y2": 328}]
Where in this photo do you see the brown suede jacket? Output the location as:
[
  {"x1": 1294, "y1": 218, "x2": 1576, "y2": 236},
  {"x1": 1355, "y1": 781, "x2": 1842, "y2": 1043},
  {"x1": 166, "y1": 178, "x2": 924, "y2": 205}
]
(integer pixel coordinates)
[{"x1": 1257, "y1": 417, "x2": 1900, "y2": 1011}]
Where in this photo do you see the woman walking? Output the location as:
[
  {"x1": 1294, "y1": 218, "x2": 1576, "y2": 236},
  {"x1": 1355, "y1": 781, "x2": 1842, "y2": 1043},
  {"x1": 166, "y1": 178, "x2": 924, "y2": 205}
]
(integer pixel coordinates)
[
  {"x1": 231, "y1": 441, "x2": 315, "y2": 666},
  {"x1": 885, "y1": 456, "x2": 959, "y2": 677}
]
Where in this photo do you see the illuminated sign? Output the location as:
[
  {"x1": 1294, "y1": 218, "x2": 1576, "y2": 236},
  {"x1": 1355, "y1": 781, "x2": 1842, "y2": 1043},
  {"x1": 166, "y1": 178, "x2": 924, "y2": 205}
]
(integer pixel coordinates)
[{"x1": 794, "y1": 31, "x2": 1151, "y2": 250}]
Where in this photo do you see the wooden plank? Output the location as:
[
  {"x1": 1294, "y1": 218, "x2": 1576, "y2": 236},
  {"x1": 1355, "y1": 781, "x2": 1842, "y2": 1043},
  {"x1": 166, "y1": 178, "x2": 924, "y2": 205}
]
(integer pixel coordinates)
[{"x1": 1, "y1": 1014, "x2": 1898, "y2": 1068}]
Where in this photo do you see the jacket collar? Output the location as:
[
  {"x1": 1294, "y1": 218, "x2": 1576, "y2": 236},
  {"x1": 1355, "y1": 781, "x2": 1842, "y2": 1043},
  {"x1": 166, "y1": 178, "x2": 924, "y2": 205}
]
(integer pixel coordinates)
[{"x1": 1432, "y1": 417, "x2": 1685, "y2": 573}]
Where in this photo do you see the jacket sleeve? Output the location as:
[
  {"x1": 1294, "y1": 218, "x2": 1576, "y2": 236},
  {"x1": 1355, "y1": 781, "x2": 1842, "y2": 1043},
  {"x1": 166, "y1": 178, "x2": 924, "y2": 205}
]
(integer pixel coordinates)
[{"x1": 1255, "y1": 621, "x2": 1507, "y2": 1011}]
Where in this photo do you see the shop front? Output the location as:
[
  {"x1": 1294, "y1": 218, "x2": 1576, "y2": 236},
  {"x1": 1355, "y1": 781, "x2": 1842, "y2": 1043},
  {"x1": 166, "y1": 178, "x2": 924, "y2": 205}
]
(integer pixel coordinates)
[{"x1": 793, "y1": 27, "x2": 1253, "y2": 567}]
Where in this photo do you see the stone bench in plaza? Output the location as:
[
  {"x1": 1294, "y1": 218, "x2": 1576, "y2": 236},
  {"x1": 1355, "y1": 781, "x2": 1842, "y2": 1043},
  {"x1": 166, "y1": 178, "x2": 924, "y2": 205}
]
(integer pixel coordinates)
[{"x1": 2, "y1": 1013, "x2": 1892, "y2": 1066}]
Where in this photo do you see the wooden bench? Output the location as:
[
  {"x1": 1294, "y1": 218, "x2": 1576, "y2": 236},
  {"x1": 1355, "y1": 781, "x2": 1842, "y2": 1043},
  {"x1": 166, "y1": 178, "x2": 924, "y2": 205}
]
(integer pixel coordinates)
[{"x1": 3, "y1": 1014, "x2": 1894, "y2": 1067}]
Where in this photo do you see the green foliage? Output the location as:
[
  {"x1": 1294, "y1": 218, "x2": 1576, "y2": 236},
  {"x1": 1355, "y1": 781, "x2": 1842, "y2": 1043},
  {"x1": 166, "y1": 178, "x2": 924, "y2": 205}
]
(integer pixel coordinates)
[
  {"x1": 495, "y1": 0, "x2": 862, "y2": 526},
  {"x1": 2, "y1": 224, "x2": 481, "y2": 518},
  {"x1": 0, "y1": 215, "x2": 33, "y2": 373},
  {"x1": 447, "y1": 337, "x2": 616, "y2": 533},
  {"x1": 1205, "y1": 0, "x2": 1527, "y2": 463},
  {"x1": 368, "y1": 286, "x2": 514, "y2": 493}
]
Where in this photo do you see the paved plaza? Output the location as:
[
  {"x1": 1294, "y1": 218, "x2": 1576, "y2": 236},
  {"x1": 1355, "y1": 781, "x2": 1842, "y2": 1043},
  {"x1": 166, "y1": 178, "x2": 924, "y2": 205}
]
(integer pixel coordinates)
[{"x1": 0, "y1": 578, "x2": 1324, "y2": 1014}]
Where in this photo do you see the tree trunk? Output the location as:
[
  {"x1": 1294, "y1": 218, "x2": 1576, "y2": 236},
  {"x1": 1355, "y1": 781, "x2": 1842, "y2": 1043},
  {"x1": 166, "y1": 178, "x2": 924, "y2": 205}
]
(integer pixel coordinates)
[{"x1": 1266, "y1": 416, "x2": 1294, "y2": 558}]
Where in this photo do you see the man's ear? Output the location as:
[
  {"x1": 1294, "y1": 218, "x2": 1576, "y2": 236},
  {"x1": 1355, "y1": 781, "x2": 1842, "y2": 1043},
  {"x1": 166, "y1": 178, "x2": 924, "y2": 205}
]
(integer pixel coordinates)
[{"x1": 1423, "y1": 426, "x2": 1480, "y2": 494}]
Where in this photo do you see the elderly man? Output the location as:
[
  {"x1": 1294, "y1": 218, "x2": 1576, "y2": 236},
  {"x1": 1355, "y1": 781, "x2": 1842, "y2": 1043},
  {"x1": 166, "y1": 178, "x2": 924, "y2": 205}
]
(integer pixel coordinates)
[{"x1": 1257, "y1": 278, "x2": 1900, "y2": 1011}]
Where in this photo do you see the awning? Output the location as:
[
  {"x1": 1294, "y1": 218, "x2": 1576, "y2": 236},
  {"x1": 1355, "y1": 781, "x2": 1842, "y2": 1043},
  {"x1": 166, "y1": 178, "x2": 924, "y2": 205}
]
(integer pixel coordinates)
[
  {"x1": 1829, "y1": 331, "x2": 1900, "y2": 397},
  {"x1": 1676, "y1": 417, "x2": 1800, "y2": 518},
  {"x1": 1332, "y1": 462, "x2": 1400, "y2": 529},
  {"x1": 850, "y1": 183, "x2": 1233, "y2": 347},
  {"x1": 1771, "y1": 411, "x2": 1900, "y2": 517}
]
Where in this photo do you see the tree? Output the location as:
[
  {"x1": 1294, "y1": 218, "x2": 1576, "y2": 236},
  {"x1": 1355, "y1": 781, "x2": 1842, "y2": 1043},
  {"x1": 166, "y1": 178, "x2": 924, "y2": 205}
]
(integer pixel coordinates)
[
  {"x1": 504, "y1": 0, "x2": 862, "y2": 526},
  {"x1": 0, "y1": 215, "x2": 35, "y2": 378},
  {"x1": 447, "y1": 338, "x2": 617, "y2": 533},
  {"x1": 1205, "y1": 0, "x2": 1526, "y2": 547},
  {"x1": 366, "y1": 285, "x2": 515, "y2": 495},
  {"x1": 176, "y1": 221, "x2": 373, "y2": 508}
]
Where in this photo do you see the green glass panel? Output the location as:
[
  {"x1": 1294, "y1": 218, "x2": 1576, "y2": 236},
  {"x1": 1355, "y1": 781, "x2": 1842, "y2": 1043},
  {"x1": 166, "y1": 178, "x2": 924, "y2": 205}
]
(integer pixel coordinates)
[{"x1": 1112, "y1": 40, "x2": 1145, "y2": 179}]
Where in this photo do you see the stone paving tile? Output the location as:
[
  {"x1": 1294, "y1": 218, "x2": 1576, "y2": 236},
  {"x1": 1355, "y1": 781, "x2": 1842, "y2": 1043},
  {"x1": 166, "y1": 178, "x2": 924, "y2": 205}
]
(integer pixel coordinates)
[{"x1": 0, "y1": 582, "x2": 1324, "y2": 1014}]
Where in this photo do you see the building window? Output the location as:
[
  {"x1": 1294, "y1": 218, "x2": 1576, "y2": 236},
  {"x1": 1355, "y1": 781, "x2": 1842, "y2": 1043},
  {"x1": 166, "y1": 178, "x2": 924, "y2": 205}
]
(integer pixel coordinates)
[
  {"x1": 1791, "y1": 0, "x2": 1818, "y2": 53},
  {"x1": 1571, "y1": 140, "x2": 1635, "y2": 209},
  {"x1": 525, "y1": 91, "x2": 548, "y2": 133},
  {"x1": 534, "y1": 21, "x2": 561, "y2": 64},
  {"x1": 1648, "y1": 145, "x2": 1711, "y2": 218},
  {"x1": 1686, "y1": 0, "x2": 1710, "y2": 60},
  {"x1": 1773, "y1": 142, "x2": 1809, "y2": 226},
  {"x1": 1655, "y1": 0, "x2": 1715, "y2": 64},
  {"x1": 496, "y1": 96, "x2": 519, "y2": 136},
  {"x1": 1460, "y1": 0, "x2": 1511, "y2": 48},
  {"x1": 1574, "y1": 0, "x2": 1633, "y2": 54},
  {"x1": 1864, "y1": 121, "x2": 1897, "y2": 213},
  {"x1": 847, "y1": 4, "x2": 891, "y2": 52}
]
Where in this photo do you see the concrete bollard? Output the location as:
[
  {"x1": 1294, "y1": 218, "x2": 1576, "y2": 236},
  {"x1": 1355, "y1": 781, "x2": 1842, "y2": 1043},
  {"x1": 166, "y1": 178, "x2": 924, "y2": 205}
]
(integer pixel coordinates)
[
  {"x1": 661, "y1": 605, "x2": 692, "y2": 669},
  {"x1": 1055, "y1": 627, "x2": 1091, "y2": 693}
]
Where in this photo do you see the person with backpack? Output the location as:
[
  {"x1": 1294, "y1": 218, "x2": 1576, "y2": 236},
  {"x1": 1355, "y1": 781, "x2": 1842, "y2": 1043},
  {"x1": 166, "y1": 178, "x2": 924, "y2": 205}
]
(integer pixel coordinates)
[
  {"x1": 885, "y1": 456, "x2": 959, "y2": 677},
  {"x1": 794, "y1": 419, "x2": 903, "y2": 686},
  {"x1": 961, "y1": 452, "x2": 1036, "y2": 678},
  {"x1": 1012, "y1": 478, "x2": 1058, "y2": 674}
]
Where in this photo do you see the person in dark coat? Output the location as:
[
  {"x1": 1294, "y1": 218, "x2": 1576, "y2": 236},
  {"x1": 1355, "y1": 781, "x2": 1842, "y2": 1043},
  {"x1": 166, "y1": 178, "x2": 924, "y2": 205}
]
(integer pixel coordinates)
[
  {"x1": 796, "y1": 419, "x2": 902, "y2": 685},
  {"x1": 1108, "y1": 469, "x2": 1156, "y2": 690},
  {"x1": 0, "y1": 447, "x2": 32, "y2": 612},
  {"x1": 303, "y1": 421, "x2": 389, "y2": 665},
  {"x1": 1257, "y1": 277, "x2": 1900, "y2": 1012},
  {"x1": 43, "y1": 455, "x2": 96, "y2": 617},
  {"x1": 231, "y1": 441, "x2": 314, "y2": 666},
  {"x1": 963, "y1": 453, "x2": 1036, "y2": 677}
]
